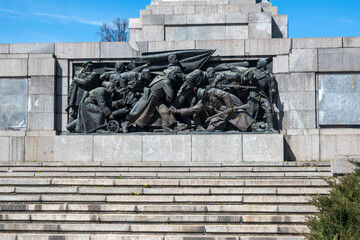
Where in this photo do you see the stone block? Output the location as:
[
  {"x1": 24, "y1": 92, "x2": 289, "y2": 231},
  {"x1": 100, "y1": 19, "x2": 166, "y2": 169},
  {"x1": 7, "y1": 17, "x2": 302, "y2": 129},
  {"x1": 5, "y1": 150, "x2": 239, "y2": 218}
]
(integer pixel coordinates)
[
  {"x1": 318, "y1": 48, "x2": 360, "y2": 72},
  {"x1": 0, "y1": 44, "x2": 9, "y2": 54},
  {"x1": 56, "y1": 77, "x2": 69, "y2": 96},
  {"x1": 164, "y1": 15, "x2": 187, "y2": 25},
  {"x1": 25, "y1": 136, "x2": 54, "y2": 162},
  {"x1": 56, "y1": 59, "x2": 69, "y2": 77},
  {"x1": 245, "y1": 38, "x2": 291, "y2": 55},
  {"x1": 273, "y1": 55, "x2": 289, "y2": 73},
  {"x1": 148, "y1": 41, "x2": 195, "y2": 52},
  {"x1": 93, "y1": 135, "x2": 142, "y2": 162},
  {"x1": 0, "y1": 54, "x2": 28, "y2": 59},
  {"x1": 9, "y1": 43, "x2": 54, "y2": 54},
  {"x1": 225, "y1": 13, "x2": 248, "y2": 24},
  {"x1": 142, "y1": 26, "x2": 165, "y2": 41},
  {"x1": 274, "y1": 73, "x2": 289, "y2": 93},
  {"x1": 28, "y1": 95, "x2": 54, "y2": 113},
  {"x1": 283, "y1": 110, "x2": 316, "y2": 129},
  {"x1": 332, "y1": 157, "x2": 360, "y2": 175},
  {"x1": 273, "y1": 15, "x2": 288, "y2": 26},
  {"x1": 343, "y1": 37, "x2": 360, "y2": 48},
  {"x1": 243, "y1": 134, "x2": 283, "y2": 162},
  {"x1": 249, "y1": 12, "x2": 271, "y2": 23},
  {"x1": 142, "y1": 14, "x2": 165, "y2": 25},
  {"x1": 195, "y1": 5, "x2": 218, "y2": 14},
  {"x1": 262, "y1": 5, "x2": 278, "y2": 15},
  {"x1": 28, "y1": 58, "x2": 55, "y2": 76},
  {"x1": 248, "y1": 23, "x2": 272, "y2": 39},
  {"x1": 289, "y1": 73, "x2": 316, "y2": 92},
  {"x1": 143, "y1": 135, "x2": 191, "y2": 162},
  {"x1": 129, "y1": 29, "x2": 143, "y2": 42},
  {"x1": 289, "y1": 49, "x2": 317, "y2": 72},
  {"x1": 54, "y1": 135, "x2": 93, "y2": 162},
  {"x1": 218, "y1": 4, "x2": 240, "y2": 14},
  {"x1": 29, "y1": 76, "x2": 55, "y2": 95},
  {"x1": 28, "y1": 112, "x2": 54, "y2": 131},
  {"x1": 0, "y1": 131, "x2": 26, "y2": 137},
  {"x1": 0, "y1": 58, "x2": 27, "y2": 77},
  {"x1": 196, "y1": 40, "x2": 245, "y2": 56},
  {"x1": 166, "y1": 25, "x2": 226, "y2": 41},
  {"x1": 293, "y1": 37, "x2": 342, "y2": 49},
  {"x1": 152, "y1": 6, "x2": 174, "y2": 15},
  {"x1": 241, "y1": 3, "x2": 262, "y2": 13},
  {"x1": 192, "y1": 134, "x2": 242, "y2": 162},
  {"x1": 186, "y1": 14, "x2": 225, "y2": 24},
  {"x1": 129, "y1": 18, "x2": 142, "y2": 29},
  {"x1": 285, "y1": 134, "x2": 320, "y2": 161},
  {"x1": 226, "y1": 25, "x2": 248, "y2": 39},
  {"x1": 0, "y1": 137, "x2": 10, "y2": 161},
  {"x1": 174, "y1": 6, "x2": 195, "y2": 15},
  {"x1": 55, "y1": 42, "x2": 100, "y2": 59},
  {"x1": 100, "y1": 42, "x2": 138, "y2": 58}
]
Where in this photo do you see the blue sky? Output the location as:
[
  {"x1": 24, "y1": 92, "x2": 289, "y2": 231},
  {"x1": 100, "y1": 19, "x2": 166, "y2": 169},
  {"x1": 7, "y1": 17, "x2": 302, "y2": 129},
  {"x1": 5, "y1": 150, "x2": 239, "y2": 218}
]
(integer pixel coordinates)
[{"x1": 0, "y1": 0, "x2": 359, "y2": 44}]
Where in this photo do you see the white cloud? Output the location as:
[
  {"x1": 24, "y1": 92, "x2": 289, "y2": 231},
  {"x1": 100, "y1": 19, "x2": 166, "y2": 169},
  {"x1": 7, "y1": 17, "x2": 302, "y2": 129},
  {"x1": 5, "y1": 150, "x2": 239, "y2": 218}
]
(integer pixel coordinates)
[
  {"x1": 338, "y1": 18, "x2": 360, "y2": 25},
  {"x1": 32, "y1": 12, "x2": 103, "y2": 26}
]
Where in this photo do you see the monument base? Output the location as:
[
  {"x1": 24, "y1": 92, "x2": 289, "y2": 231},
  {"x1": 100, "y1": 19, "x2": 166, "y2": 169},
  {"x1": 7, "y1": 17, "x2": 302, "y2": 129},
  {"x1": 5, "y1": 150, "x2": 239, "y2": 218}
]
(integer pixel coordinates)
[{"x1": 22, "y1": 133, "x2": 284, "y2": 163}]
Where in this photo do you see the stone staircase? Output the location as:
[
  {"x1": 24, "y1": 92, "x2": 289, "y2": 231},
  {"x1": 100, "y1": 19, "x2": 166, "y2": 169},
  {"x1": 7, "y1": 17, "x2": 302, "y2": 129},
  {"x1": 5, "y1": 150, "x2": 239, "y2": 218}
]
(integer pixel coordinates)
[{"x1": 0, "y1": 161, "x2": 331, "y2": 240}]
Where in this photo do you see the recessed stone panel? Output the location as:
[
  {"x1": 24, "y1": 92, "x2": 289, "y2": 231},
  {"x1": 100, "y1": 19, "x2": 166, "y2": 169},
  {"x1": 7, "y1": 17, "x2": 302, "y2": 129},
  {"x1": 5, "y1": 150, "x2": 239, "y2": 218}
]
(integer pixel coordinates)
[
  {"x1": 318, "y1": 74, "x2": 360, "y2": 125},
  {"x1": 0, "y1": 79, "x2": 28, "y2": 129}
]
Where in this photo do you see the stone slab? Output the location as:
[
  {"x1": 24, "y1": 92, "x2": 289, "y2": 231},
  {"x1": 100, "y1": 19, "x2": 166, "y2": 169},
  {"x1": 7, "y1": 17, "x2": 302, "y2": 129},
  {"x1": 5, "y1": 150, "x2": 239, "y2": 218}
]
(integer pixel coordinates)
[
  {"x1": 332, "y1": 156, "x2": 360, "y2": 174},
  {"x1": 100, "y1": 42, "x2": 138, "y2": 58},
  {"x1": 141, "y1": 26, "x2": 165, "y2": 41},
  {"x1": 285, "y1": 133, "x2": 320, "y2": 161},
  {"x1": 0, "y1": 58, "x2": 28, "y2": 77},
  {"x1": 148, "y1": 41, "x2": 195, "y2": 52},
  {"x1": 248, "y1": 12, "x2": 271, "y2": 23},
  {"x1": 343, "y1": 37, "x2": 360, "y2": 48},
  {"x1": 293, "y1": 37, "x2": 342, "y2": 49},
  {"x1": 289, "y1": 49, "x2": 317, "y2": 72},
  {"x1": 54, "y1": 136, "x2": 93, "y2": 162},
  {"x1": 27, "y1": 112, "x2": 54, "y2": 131},
  {"x1": 196, "y1": 40, "x2": 245, "y2": 56},
  {"x1": 28, "y1": 58, "x2": 55, "y2": 76},
  {"x1": 192, "y1": 134, "x2": 242, "y2": 162},
  {"x1": 143, "y1": 135, "x2": 191, "y2": 162},
  {"x1": 93, "y1": 135, "x2": 142, "y2": 162},
  {"x1": 246, "y1": 39, "x2": 291, "y2": 56},
  {"x1": 0, "y1": 44, "x2": 9, "y2": 54},
  {"x1": 9, "y1": 43, "x2": 55, "y2": 54},
  {"x1": 28, "y1": 95, "x2": 54, "y2": 113},
  {"x1": 318, "y1": 48, "x2": 360, "y2": 72},
  {"x1": 25, "y1": 136, "x2": 54, "y2": 162},
  {"x1": 55, "y1": 42, "x2": 100, "y2": 59},
  {"x1": 29, "y1": 76, "x2": 55, "y2": 95},
  {"x1": 165, "y1": 25, "x2": 226, "y2": 41},
  {"x1": 226, "y1": 25, "x2": 248, "y2": 40},
  {"x1": 318, "y1": 74, "x2": 360, "y2": 125},
  {"x1": 273, "y1": 55, "x2": 289, "y2": 73},
  {"x1": 0, "y1": 79, "x2": 28, "y2": 129},
  {"x1": 243, "y1": 134, "x2": 283, "y2": 162},
  {"x1": 248, "y1": 23, "x2": 272, "y2": 39},
  {"x1": 0, "y1": 137, "x2": 10, "y2": 161}
]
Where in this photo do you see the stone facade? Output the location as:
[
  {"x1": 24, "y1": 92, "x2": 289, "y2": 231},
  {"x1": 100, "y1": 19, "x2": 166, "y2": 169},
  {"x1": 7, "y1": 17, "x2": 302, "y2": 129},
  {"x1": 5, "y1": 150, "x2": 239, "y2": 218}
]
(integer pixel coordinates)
[{"x1": 0, "y1": 0, "x2": 359, "y2": 163}]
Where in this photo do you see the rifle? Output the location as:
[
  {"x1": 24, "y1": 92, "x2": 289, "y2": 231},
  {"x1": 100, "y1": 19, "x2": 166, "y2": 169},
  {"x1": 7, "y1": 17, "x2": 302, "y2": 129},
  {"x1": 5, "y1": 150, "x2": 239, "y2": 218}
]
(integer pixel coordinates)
[
  {"x1": 215, "y1": 84, "x2": 256, "y2": 90},
  {"x1": 205, "y1": 103, "x2": 250, "y2": 122}
]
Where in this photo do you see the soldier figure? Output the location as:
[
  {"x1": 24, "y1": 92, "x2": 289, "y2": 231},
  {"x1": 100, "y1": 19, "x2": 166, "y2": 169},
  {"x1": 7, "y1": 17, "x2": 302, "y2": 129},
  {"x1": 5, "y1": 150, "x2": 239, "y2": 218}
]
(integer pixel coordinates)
[
  {"x1": 171, "y1": 88, "x2": 255, "y2": 132},
  {"x1": 246, "y1": 58, "x2": 277, "y2": 132},
  {"x1": 66, "y1": 61, "x2": 99, "y2": 132},
  {"x1": 122, "y1": 67, "x2": 183, "y2": 133}
]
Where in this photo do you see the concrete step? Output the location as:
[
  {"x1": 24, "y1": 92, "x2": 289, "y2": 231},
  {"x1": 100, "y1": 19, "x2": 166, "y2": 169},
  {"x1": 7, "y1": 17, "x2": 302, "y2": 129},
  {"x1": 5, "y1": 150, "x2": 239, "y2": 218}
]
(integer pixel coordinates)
[
  {"x1": 0, "y1": 194, "x2": 314, "y2": 204},
  {"x1": 0, "y1": 178, "x2": 330, "y2": 187},
  {"x1": 0, "y1": 172, "x2": 333, "y2": 178},
  {"x1": 0, "y1": 213, "x2": 309, "y2": 223},
  {"x1": 0, "y1": 234, "x2": 307, "y2": 240},
  {"x1": 3, "y1": 166, "x2": 331, "y2": 172},
  {"x1": 0, "y1": 223, "x2": 309, "y2": 234},
  {"x1": 8, "y1": 186, "x2": 330, "y2": 195},
  {"x1": 0, "y1": 204, "x2": 319, "y2": 214}
]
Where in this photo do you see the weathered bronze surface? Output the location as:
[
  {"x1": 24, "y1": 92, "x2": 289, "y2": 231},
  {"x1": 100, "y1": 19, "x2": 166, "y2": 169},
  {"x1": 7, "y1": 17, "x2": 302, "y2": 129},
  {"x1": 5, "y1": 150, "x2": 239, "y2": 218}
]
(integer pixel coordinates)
[{"x1": 66, "y1": 50, "x2": 278, "y2": 133}]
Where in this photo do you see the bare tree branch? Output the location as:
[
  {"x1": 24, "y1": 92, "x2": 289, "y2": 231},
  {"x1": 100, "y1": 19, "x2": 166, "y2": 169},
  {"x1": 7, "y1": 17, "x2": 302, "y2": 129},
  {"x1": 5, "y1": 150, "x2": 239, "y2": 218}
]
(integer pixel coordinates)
[{"x1": 97, "y1": 18, "x2": 129, "y2": 42}]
